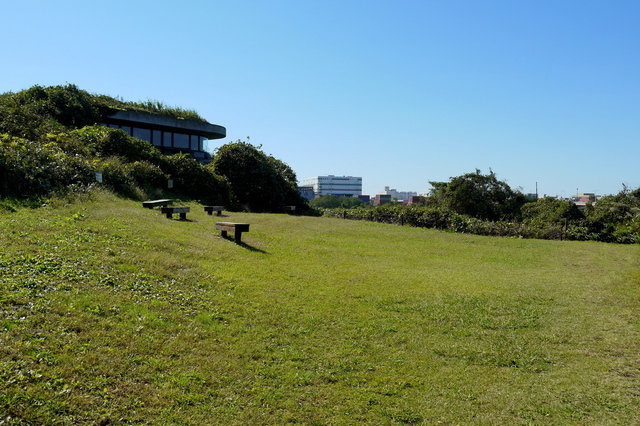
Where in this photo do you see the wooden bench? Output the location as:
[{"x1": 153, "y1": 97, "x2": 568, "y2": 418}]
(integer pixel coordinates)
[
  {"x1": 161, "y1": 206, "x2": 190, "y2": 220},
  {"x1": 204, "y1": 206, "x2": 225, "y2": 216},
  {"x1": 216, "y1": 222, "x2": 250, "y2": 243},
  {"x1": 142, "y1": 199, "x2": 173, "y2": 209},
  {"x1": 285, "y1": 205, "x2": 296, "y2": 213}
]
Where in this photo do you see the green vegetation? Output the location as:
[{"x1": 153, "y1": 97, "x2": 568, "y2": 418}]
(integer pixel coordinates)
[
  {"x1": 0, "y1": 84, "x2": 205, "y2": 137},
  {"x1": 310, "y1": 194, "x2": 366, "y2": 209},
  {"x1": 1, "y1": 190, "x2": 639, "y2": 424},
  {"x1": 99, "y1": 98, "x2": 205, "y2": 122},
  {"x1": 428, "y1": 169, "x2": 527, "y2": 222},
  {"x1": 213, "y1": 141, "x2": 309, "y2": 213},
  {"x1": 0, "y1": 84, "x2": 308, "y2": 213},
  {"x1": 325, "y1": 171, "x2": 640, "y2": 244},
  {"x1": 0, "y1": 126, "x2": 229, "y2": 206}
]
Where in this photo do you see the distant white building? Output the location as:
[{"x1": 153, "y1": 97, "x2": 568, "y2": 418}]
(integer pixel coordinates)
[
  {"x1": 379, "y1": 186, "x2": 417, "y2": 202},
  {"x1": 302, "y1": 175, "x2": 362, "y2": 197}
]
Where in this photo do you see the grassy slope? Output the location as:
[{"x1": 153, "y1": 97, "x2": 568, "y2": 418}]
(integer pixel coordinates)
[{"x1": 1, "y1": 191, "x2": 639, "y2": 425}]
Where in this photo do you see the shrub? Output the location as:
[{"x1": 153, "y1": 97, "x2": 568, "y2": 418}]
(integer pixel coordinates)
[
  {"x1": 0, "y1": 134, "x2": 94, "y2": 198},
  {"x1": 161, "y1": 154, "x2": 231, "y2": 205},
  {"x1": 521, "y1": 197, "x2": 584, "y2": 228},
  {"x1": 126, "y1": 161, "x2": 168, "y2": 191},
  {"x1": 92, "y1": 127, "x2": 162, "y2": 163},
  {"x1": 309, "y1": 195, "x2": 366, "y2": 209},
  {"x1": 428, "y1": 169, "x2": 527, "y2": 221},
  {"x1": 98, "y1": 157, "x2": 139, "y2": 199},
  {"x1": 322, "y1": 201, "x2": 639, "y2": 243},
  {"x1": 212, "y1": 141, "x2": 306, "y2": 212}
]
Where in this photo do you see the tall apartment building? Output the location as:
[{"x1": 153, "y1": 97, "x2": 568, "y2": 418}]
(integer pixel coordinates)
[{"x1": 302, "y1": 175, "x2": 362, "y2": 197}]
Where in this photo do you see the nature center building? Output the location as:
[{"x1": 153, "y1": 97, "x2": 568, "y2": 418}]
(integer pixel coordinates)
[
  {"x1": 102, "y1": 110, "x2": 226, "y2": 164},
  {"x1": 303, "y1": 175, "x2": 362, "y2": 197}
]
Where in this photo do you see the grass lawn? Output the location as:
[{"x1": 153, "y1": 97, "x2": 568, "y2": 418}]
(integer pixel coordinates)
[{"x1": 1, "y1": 190, "x2": 639, "y2": 425}]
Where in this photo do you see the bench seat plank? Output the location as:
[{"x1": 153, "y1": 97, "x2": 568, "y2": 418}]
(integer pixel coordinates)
[
  {"x1": 143, "y1": 199, "x2": 173, "y2": 209},
  {"x1": 215, "y1": 222, "x2": 250, "y2": 242}
]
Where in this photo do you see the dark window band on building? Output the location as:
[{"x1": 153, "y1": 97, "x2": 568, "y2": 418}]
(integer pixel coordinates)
[{"x1": 101, "y1": 110, "x2": 226, "y2": 165}]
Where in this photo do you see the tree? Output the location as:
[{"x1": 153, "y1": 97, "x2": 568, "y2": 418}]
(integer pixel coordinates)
[
  {"x1": 309, "y1": 195, "x2": 366, "y2": 209},
  {"x1": 212, "y1": 141, "x2": 307, "y2": 212},
  {"x1": 581, "y1": 186, "x2": 640, "y2": 240},
  {"x1": 427, "y1": 169, "x2": 527, "y2": 221},
  {"x1": 521, "y1": 197, "x2": 584, "y2": 227}
]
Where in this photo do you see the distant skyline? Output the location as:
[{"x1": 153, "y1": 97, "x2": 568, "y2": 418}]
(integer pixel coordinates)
[{"x1": 2, "y1": 1, "x2": 638, "y2": 197}]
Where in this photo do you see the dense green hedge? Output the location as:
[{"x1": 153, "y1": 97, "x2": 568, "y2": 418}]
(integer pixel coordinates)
[
  {"x1": 321, "y1": 173, "x2": 639, "y2": 243},
  {"x1": 324, "y1": 200, "x2": 639, "y2": 244}
]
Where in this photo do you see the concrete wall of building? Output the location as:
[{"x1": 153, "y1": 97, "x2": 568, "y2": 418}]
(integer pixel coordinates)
[
  {"x1": 302, "y1": 175, "x2": 363, "y2": 197},
  {"x1": 107, "y1": 110, "x2": 225, "y2": 139}
]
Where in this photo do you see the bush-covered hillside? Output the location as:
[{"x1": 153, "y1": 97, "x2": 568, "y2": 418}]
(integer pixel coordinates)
[{"x1": 0, "y1": 84, "x2": 309, "y2": 212}]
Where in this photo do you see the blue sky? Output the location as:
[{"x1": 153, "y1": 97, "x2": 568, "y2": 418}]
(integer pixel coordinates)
[{"x1": 2, "y1": 1, "x2": 639, "y2": 197}]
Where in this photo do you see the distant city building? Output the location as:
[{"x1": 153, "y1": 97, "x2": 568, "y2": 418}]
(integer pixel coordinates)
[
  {"x1": 374, "y1": 194, "x2": 392, "y2": 205},
  {"x1": 297, "y1": 186, "x2": 315, "y2": 201},
  {"x1": 302, "y1": 175, "x2": 362, "y2": 197},
  {"x1": 378, "y1": 186, "x2": 418, "y2": 202},
  {"x1": 572, "y1": 193, "x2": 600, "y2": 209},
  {"x1": 572, "y1": 193, "x2": 597, "y2": 202},
  {"x1": 406, "y1": 196, "x2": 423, "y2": 205}
]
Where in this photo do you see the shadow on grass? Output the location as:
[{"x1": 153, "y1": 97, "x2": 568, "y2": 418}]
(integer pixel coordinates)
[
  {"x1": 166, "y1": 217, "x2": 195, "y2": 222},
  {"x1": 220, "y1": 235, "x2": 267, "y2": 253}
]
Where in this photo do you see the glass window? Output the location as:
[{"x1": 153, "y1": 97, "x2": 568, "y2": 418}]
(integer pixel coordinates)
[
  {"x1": 133, "y1": 127, "x2": 151, "y2": 142},
  {"x1": 152, "y1": 130, "x2": 162, "y2": 146},
  {"x1": 121, "y1": 126, "x2": 131, "y2": 135},
  {"x1": 190, "y1": 135, "x2": 199, "y2": 151},
  {"x1": 163, "y1": 132, "x2": 172, "y2": 147},
  {"x1": 174, "y1": 133, "x2": 189, "y2": 149},
  {"x1": 108, "y1": 124, "x2": 119, "y2": 129},
  {"x1": 200, "y1": 136, "x2": 208, "y2": 152}
]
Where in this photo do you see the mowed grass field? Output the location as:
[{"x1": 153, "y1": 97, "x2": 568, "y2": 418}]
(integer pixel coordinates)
[{"x1": 1, "y1": 190, "x2": 639, "y2": 425}]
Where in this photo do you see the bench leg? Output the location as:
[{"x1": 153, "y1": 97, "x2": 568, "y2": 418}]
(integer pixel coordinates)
[
  {"x1": 180, "y1": 213, "x2": 187, "y2": 220},
  {"x1": 165, "y1": 212, "x2": 172, "y2": 219},
  {"x1": 207, "y1": 210, "x2": 213, "y2": 215},
  {"x1": 235, "y1": 231, "x2": 242, "y2": 243},
  {"x1": 220, "y1": 230, "x2": 228, "y2": 238}
]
